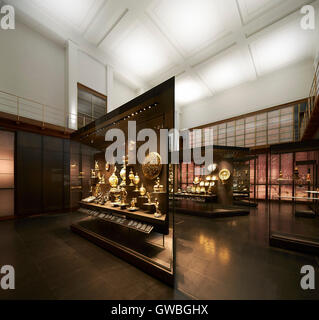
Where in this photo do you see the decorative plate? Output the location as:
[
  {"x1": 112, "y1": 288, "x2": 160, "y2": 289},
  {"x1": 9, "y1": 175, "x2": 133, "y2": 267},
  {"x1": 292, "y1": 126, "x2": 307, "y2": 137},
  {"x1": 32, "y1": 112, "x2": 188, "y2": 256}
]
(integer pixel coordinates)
[
  {"x1": 142, "y1": 152, "x2": 162, "y2": 180},
  {"x1": 219, "y1": 168, "x2": 231, "y2": 181}
]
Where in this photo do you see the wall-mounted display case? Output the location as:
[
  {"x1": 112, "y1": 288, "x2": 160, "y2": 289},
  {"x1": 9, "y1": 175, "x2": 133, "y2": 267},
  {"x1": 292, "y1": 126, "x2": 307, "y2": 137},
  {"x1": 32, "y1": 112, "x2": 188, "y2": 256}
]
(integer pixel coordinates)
[
  {"x1": 70, "y1": 78, "x2": 175, "y2": 285},
  {"x1": 269, "y1": 140, "x2": 319, "y2": 254}
]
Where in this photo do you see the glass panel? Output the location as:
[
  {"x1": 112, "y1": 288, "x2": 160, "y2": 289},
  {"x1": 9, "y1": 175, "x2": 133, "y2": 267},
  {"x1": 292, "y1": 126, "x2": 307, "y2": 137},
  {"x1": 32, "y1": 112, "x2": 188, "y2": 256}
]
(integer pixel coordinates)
[
  {"x1": 269, "y1": 147, "x2": 319, "y2": 249},
  {"x1": 78, "y1": 87, "x2": 106, "y2": 128},
  {"x1": 0, "y1": 130, "x2": 14, "y2": 217}
]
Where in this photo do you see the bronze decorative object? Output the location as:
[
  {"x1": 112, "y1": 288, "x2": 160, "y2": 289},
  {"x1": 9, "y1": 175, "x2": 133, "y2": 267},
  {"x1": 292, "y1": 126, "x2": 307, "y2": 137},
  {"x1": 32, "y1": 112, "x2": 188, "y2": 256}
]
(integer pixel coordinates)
[
  {"x1": 133, "y1": 172, "x2": 140, "y2": 191},
  {"x1": 128, "y1": 198, "x2": 138, "y2": 211},
  {"x1": 109, "y1": 167, "x2": 119, "y2": 192},
  {"x1": 153, "y1": 177, "x2": 164, "y2": 192},
  {"x1": 120, "y1": 156, "x2": 127, "y2": 186},
  {"x1": 120, "y1": 187, "x2": 128, "y2": 208},
  {"x1": 139, "y1": 183, "x2": 146, "y2": 196},
  {"x1": 154, "y1": 198, "x2": 162, "y2": 218},
  {"x1": 128, "y1": 168, "x2": 135, "y2": 186}
]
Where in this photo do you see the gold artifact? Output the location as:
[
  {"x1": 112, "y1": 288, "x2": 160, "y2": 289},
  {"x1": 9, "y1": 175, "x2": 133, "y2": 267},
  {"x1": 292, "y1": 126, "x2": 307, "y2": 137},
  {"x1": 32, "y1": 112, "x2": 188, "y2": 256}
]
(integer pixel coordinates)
[
  {"x1": 200, "y1": 186, "x2": 206, "y2": 194},
  {"x1": 91, "y1": 169, "x2": 96, "y2": 178},
  {"x1": 112, "y1": 191, "x2": 121, "y2": 206},
  {"x1": 100, "y1": 174, "x2": 105, "y2": 184},
  {"x1": 120, "y1": 187, "x2": 128, "y2": 206},
  {"x1": 205, "y1": 181, "x2": 209, "y2": 187},
  {"x1": 191, "y1": 186, "x2": 196, "y2": 193},
  {"x1": 105, "y1": 162, "x2": 110, "y2": 171},
  {"x1": 207, "y1": 163, "x2": 217, "y2": 173},
  {"x1": 120, "y1": 156, "x2": 127, "y2": 186},
  {"x1": 133, "y1": 172, "x2": 140, "y2": 191},
  {"x1": 193, "y1": 176, "x2": 200, "y2": 185},
  {"x1": 146, "y1": 192, "x2": 152, "y2": 204},
  {"x1": 95, "y1": 160, "x2": 99, "y2": 171},
  {"x1": 142, "y1": 152, "x2": 162, "y2": 180},
  {"x1": 196, "y1": 186, "x2": 201, "y2": 194},
  {"x1": 128, "y1": 168, "x2": 135, "y2": 186},
  {"x1": 306, "y1": 169, "x2": 311, "y2": 183},
  {"x1": 153, "y1": 177, "x2": 164, "y2": 192},
  {"x1": 128, "y1": 198, "x2": 138, "y2": 211},
  {"x1": 199, "y1": 180, "x2": 205, "y2": 187},
  {"x1": 278, "y1": 170, "x2": 283, "y2": 180},
  {"x1": 109, "y1": 167, "x2": 119, "y2": 192},
  {"x1": 139, "y1": 183, "x2": 146, "y2": 196},
  {"x1": 219, "y1": 169, "x2": 231, "y2": 183},
  {"x1": 154, "y1": 198, "x2": 162, "y2": 218}
]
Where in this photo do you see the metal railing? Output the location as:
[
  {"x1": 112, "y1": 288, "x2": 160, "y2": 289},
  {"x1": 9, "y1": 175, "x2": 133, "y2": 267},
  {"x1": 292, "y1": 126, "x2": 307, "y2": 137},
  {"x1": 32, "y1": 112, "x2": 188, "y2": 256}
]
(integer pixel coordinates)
[
  {"x1": 300, "y1": 61, "x2": 319, "y2": 139},
  {"x1": 0, "y1": 89, "x2": 70, "y2": 129}
]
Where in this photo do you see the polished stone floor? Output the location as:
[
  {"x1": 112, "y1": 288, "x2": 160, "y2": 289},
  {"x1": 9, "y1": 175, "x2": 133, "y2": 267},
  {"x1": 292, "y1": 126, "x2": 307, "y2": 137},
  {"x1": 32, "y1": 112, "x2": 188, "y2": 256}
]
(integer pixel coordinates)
[
  {"x1": 176, "y1": 202, "x2": 319, "y2": 299},
  {"x1": 0, "y1": 212, "x2": 181, "y2": 300},
  {"x1": 0, "y1": 202, "x2": 318, "y2": 300}
]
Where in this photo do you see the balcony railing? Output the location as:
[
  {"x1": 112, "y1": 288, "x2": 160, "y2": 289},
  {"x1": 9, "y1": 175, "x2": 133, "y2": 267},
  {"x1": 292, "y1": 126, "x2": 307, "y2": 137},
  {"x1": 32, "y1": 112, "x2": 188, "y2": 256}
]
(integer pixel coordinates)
[
  {"x1": 0, "y1": 89, "x2": 70, "y2": 129},
  {"x1": 300, "y1": 61, "x2": 319, "y2": 140}
]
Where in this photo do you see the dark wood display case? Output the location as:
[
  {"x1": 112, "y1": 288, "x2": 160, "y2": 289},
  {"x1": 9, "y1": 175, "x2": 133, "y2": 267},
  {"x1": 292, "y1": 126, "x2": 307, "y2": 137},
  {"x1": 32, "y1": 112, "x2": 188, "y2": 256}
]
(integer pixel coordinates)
[
  {"x1": 174, "y1": 145, "x2": 251, "y2": 217},
  {"x1": 70, "y1": 78, "x2": 175, "y2": 285}
]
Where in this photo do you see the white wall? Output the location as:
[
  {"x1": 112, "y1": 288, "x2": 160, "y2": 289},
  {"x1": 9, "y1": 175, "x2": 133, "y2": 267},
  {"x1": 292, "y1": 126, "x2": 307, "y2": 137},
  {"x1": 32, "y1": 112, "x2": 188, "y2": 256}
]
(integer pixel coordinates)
[
  {"x1": 180, "y1": 59, "x2": 314, "y2": 129},
  {"x1": 0, "y1": 20, "x2": 138, "y2": 128},
  {"x1": 112, "y1": 77, "x2": 137, "y2": 112},
  {"x1": 77, "y1": 50, "x2": 107, "y2": 96},
  {"x1": 0, "y1": 20, "x2": 65, "y2": 126}
]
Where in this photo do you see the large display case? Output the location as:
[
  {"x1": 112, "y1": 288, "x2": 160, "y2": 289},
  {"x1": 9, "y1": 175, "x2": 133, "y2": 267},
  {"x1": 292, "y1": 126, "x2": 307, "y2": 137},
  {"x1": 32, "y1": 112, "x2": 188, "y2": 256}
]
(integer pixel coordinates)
[
  {"x1": 269, "y1": 140, "x2": 319, "y2": 254},
  {"x1": 174, "y1": 145, "x2": 253, "y2": 217},
  {"x1": 70, "y1": 78, "x2": 175, "y2": 285}
]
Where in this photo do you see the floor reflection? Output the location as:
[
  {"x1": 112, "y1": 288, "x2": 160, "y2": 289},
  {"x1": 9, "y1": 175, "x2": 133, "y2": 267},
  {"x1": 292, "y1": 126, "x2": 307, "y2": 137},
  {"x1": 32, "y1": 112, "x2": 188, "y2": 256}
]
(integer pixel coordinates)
[{"x1": 176, "y1": 202, "x2": 319, "y2": 300}]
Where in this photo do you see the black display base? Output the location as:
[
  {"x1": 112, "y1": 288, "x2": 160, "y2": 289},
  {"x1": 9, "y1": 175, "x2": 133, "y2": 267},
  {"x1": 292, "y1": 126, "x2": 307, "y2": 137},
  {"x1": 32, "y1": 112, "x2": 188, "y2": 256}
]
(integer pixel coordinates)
[
  {"x1": 270, "y1": 233, "x2": 319, "y2": 255},
  {"x1": 295, "y1": 209, "x2": 316, "y2": 218},
  {"x1": 173, "y1": 199, "x2": 249, "y2": 218},
  {"x1": 233, "y1": 200, "x2": 258, "y2": 207},
  {"x1": 71, "y1": 223, "x2": 174, "y2": 286}
]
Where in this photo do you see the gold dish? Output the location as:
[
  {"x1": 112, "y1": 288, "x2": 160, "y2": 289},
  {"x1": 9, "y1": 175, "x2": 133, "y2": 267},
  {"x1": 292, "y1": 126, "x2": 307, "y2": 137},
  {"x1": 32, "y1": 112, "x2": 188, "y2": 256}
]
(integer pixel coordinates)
[
  {"x1": 142, "y1": 152, "x2": 162, "y2": 180},
  {"x1": 219, "y1": 168, "x2": 231, "y2": 183}
]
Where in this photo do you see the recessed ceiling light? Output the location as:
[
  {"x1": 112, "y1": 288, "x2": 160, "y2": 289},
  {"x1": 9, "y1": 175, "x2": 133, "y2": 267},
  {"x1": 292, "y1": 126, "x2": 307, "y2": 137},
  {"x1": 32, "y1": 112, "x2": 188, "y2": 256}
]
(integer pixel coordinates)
[
  {"x1": 107, "y1": 22, "x2": 172, "y2": 80},
  {"x1": 250, "y1": 19, "x2": 315, "y2": 76},
  {"x1": 196, "y1": 49, "x2": 256, "y2": 93},
  {"x1": 175, "y1": 76, "x2": 208, "y2": 105},
  {"x1": 150, "y1": 0, "x2": 228, "y2": 55},
  {"x1": 31, "y1": 0, "x2": 96, "y2": 30}
]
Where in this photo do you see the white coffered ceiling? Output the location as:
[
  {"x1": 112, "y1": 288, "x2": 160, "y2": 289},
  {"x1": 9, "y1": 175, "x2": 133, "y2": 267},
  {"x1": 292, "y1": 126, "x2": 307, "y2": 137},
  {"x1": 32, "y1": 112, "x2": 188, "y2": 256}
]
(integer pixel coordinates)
[{"x1": 6, "y1": 0, "x2": 319, "y2": 107}]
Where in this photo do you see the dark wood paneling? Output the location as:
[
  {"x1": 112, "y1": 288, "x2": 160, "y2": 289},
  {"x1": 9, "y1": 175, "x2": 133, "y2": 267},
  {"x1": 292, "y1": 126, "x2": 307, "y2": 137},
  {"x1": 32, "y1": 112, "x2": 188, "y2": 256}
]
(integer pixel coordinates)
[
  {"x1": 43, "y1": 136, "x2": 64, "y2": 211},
  {"x1": 16, "y1": 131, "x2": 43, "y2": 216},
  {"x1": 63, "y1": 139, "x2": 70, "y2": 210},
  {"x1": 16, "y1": 131, "x2": 70, "y2": 216}
]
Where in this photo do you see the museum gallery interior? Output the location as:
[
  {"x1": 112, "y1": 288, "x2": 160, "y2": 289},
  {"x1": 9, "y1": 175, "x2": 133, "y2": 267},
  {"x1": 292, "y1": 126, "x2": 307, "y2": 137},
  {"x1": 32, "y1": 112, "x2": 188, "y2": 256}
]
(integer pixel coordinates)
[{"x1": 0, "y1": 0, "x2": 319, "y2": 300}]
